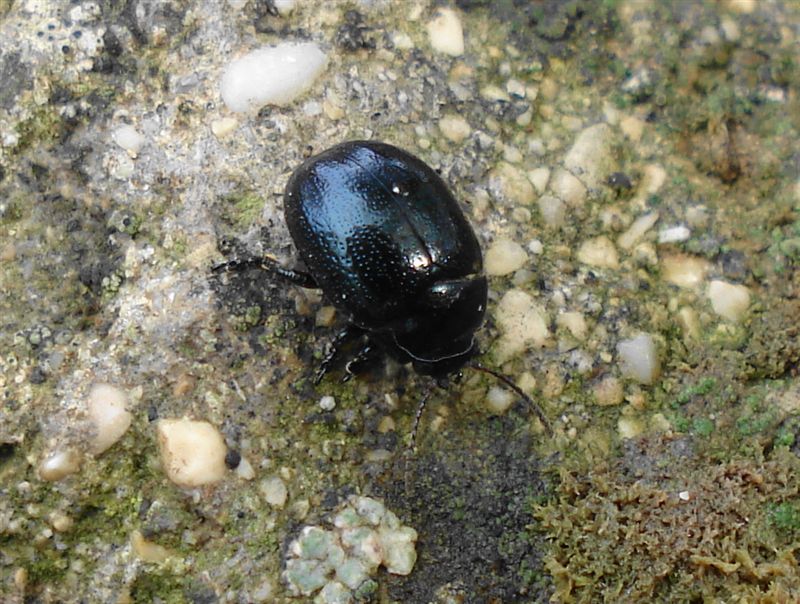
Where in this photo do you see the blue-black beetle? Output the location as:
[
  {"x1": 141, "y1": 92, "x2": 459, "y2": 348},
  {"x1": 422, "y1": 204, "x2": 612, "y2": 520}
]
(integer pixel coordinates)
[
  {"x1": 215, "y1": 140, "x2": 550, "y2": 434},
  {"x1": 285, "y1": 140, "x2": 487, "y2": 378}
]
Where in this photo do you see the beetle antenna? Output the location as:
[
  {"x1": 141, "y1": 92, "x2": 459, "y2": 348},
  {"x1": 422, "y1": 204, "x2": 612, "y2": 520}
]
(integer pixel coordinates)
[
  {"x1": 410, "y1": 384, "x2": 435, "y2": 451},
  {"x1": 469, "y1": 362, "x2": 553, "y2": 436}
]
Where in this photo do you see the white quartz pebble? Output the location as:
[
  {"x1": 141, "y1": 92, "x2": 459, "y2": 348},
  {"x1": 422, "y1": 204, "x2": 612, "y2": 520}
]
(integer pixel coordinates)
[
  {"x1": 112, "y1": 125, "x2": 145, "y2": 157},
  {"x1": 617, "y1": 333, "x2": 660, "y2": 385},
  {"x1": 220, "y1": 43, "x2": 328, "y2": 112}
]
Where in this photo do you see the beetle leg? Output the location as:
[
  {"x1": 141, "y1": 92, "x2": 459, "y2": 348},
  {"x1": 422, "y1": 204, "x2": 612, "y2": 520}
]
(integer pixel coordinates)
[
  {"x1": 212, "y1": 255, "x2": 318, "y2": 289},
  {"x1": 342, "y1": 342, "x2": 382, "y2": 382},
  {"x1": 314, "y1": 325, "x2": 364, "y2": 384}
]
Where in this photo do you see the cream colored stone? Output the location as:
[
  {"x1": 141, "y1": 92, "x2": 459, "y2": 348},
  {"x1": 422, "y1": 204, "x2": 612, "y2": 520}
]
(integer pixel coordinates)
[
  {"x1": 538, "y1": 195, "x2": 566, "y2": 228},
  {"x1": 87, "y1": 383, "x2": 132, "y2": 455},
  {"x1": 557, "y1": 311, "x2": 587, "y2": 341},
  {"x1": 707, "y1": 280, "x2": 751, "y2": 322},
  {"x1": 486, "y1": 386, "x2": 515, "y2": 414},
  {"x1": 563, "y1": 123, "x2": 615, "y2": 188},
  {"x1": 438, "y1": 114, "x2": 471, "y2": 143},
  {"x1": 427, "y1": 8, "x2": 464, "y2": 56},
  {"x1": 594, "y1": 376, "x2": 624, "y2": 406},
  {"x1": 210, "y1": 117, "x2": 237, "y2": 138},
  {"x1": 619, "y1": 115, "x2": 645, "y2": 142},
  {"x1": 39, "y1": 448, "x2": 81, "y2": 481},
  {"x1": 618, "y1": 212, "x2": 659, "y2": 250},
  {"x1": 577, "y1": 236, "x2": 619, "y2": 269},
  {"x1": 549, "y1": 167, "x2": 587, "y2": 207},
  {"x1": 489, "y1": 162, "x2": 535, "y2": 206},
  {"x1": 157, "y1": 419, "x2": 227, "y2": 487},
  {"x1": 131, "y1": 530, "x2": 171, "y2": 562},
  {"x1": 661, "y1": 254, "x2": 709, "y2": 288},
  {"x1": 261, "y1": 475, "x2": 288, "y2": 508},
  {"x1": 527, "y1": 167, "x2": 550, "y2": 194},
  {"x1": 618, "y1": 417, "x2": 644, "y2": 439},
  {"x1": 485, "y1": 239, "x2": 528, "y2": 276},
  {"x1": 493, "y1": 289, "x2": 550, "y2": 363},
  {"x1": 677, "y1": 306, "x2": 701, "y2": 340}
]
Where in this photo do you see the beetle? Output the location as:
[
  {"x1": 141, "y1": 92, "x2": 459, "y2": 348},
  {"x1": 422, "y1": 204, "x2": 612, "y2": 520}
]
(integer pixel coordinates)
[{"x1": 215, "y1": 140, "x2": 550, "y2": 436}]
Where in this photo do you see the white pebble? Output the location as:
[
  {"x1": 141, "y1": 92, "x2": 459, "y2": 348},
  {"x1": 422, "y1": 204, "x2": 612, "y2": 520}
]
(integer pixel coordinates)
[
  {"x1": 494, "y1": 289, "x2": 550, "y2": 364},
  {"x1": 319, "y1": 395, "x2": 336, "y2": 411},
  {"x1": 537, "y1": 195, "x2": 566, "y2": 228},
  {"x1": 617, "y1": 333, "x2": 660, "y2": 385},
  {"x1": 87, "y1": 383, "x2": 132, "y2": 455},
  {"x1": 236, "y1": 456, "x2": 256, "y2": 480},
  {"x1": 426, "y1": 8, "x2": 464, "y2": 56},
  {"x1": 112, "y1": 125, "x2": 146, "y2": 157},
  {"x1": 549, "y1": 167, "x2": 587, "y2": 207},
  {"x1": 485, "y1": 239, "x2": 528, "y2": 276},
  {"x1": 486, "y1": 386, "x2": 515, "y2": 414},
  {"x1": 274, "y1": 0, "x2": 296, "y2": 15},
  {"x1": 707, "y1": 280, "x2": 751, "y2": 322},
  {"x1": 261, "y1": 475, "x2": 288, "y2": 508},
  {"x1": 489, "y1": 162, "x2": 535, "y2": 206},
  {"x1": 577, "y1": 236, "x2": 619, "y2": 269},
  {"x1": 563, "y1": 123, "x2": 615, "y2": 188},
  {"x1": 220, "y1": 43, "x2": 328, "y2": 112},
  {"x1": 527, "y1": 167, "x2": 550, "y2": 194},
  {"x1": 39, "y1": 448, "x2": 81, "y2": 482},
  {"x1": 210, "y1": 116, "x2": 238, "y2": 138},
  {"x1": 557, "y1": 311, "x2": 587, "y2": 341},
  {"x1": 658, "y1": 225, "x2": 691, "y2": 244},
  {"x1": 157, "y1": 418, "x2": 227, "y2": 487},
  {"x1": 618, "y1": 212, "x2": 659, "y2": 250}
]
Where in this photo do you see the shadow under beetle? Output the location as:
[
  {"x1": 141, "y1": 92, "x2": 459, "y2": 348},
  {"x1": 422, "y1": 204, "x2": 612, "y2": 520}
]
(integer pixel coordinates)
[{"x1": 215, "y1": 140, "x2": 550, "y2": 441}]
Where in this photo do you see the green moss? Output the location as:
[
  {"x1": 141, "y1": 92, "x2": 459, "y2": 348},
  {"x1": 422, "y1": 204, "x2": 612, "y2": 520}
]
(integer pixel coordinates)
[{"x1": 221, "y1": 191, "x2": 266, "y2": 229}]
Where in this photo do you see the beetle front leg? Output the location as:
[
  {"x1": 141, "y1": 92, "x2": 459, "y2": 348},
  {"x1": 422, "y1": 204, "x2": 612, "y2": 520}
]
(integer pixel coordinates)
[
  {"x1": 212, "y1": 255, "x2": 318, "y2": 289},
  {"x1": 314, "y1": 325, "x2": 365, "y2": 384}
]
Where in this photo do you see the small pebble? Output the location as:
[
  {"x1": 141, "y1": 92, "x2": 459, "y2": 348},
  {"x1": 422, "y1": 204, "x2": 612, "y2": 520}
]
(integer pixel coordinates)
[
  {"x1": 157, "y1": 418, "x2": 227, "y2": 487},
  {"x1": 658, "y1": 225, "x2": 691, "y2": 244},
  {"x1": 489, "y1": 162, "x2": 535, "y2": 206},
  {"x1": 426, "y1": 8, "x2": 464, "y2": 56},
  {"x1": 557, "y1": 311, "x2": 588, "y2": 341},
  {"x1": 438, "y1": 114, "x2": 471, "y2": 143},
  {"x1": 486, "y1": 386, "x2": 515, "y2": 414},
  {"x1": 39, "y1": 448, "x2": 81, "y2": 481},
  {"x1": 527, "y1": 167, "x2": 550, "y2": 194},
  {"x1": 593, "y1": 376, "x2": 624, "y2": 406},
  {"x1": 485, "y1": 238, "x2": 528, "y2": 276},
  {"x1": 563, "y1": 123, "x2": 615, "y2": 189},
  {"x1": 494, "y1": 289, "x2": 549, "y2": 363},
  {"x1": 661, "y1": 254, "x2": 709, "y2": 288},
  {"x1": 549, "y1": 167, "x2": 587, "y2": 207},
  {"x1": 220, "y1": 42, "x2": 328, "y2": 112},
  {"x1": 131, "y1": 530, "x2": 171, "y2": 562},
  {"x1": 617, "y1": 333, "x2": 660, "y2": 385},
  {"x1": 618, "y1": 417, "x2": 644, "y2": 439},
  {"x1": 87, "y1": 383, "x2": 132, "y2": 455},
  {"x1": 618, "y1": 212, "x2": 659, "y2": 250},
  {"x1": 316, "y1": 306, "x2": 337, "y2": 327},
  {"x1": 112, "y1": 125, "x2": 145, "y2": 157},
  {"x1": 537, "y1": 195, "x2": 566, "y2": 228},
  {"x1": 236, "y1": 456, "x2": 256, "y2": 480},
  {"x1": 577, "y1": 236, "x2": 619, "y2": 269},
  {"x1": 707, "y1": 280, "x2": 750, "y2": 322},
  {"x1": 319, "y1": 395, "x2": 336, "y2": 411},
  {"x1": 261, "y1": 475, "x2": 288, "y2": 508},
  {"x1": 210, "y1": 116, "x2": 237, "y2": 138}
]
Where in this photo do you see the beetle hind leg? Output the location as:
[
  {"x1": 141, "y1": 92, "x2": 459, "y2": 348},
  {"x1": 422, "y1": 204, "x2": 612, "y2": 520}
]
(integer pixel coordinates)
[{"x1": 314, "y1": 325, "x2": 365, "y2": 384}]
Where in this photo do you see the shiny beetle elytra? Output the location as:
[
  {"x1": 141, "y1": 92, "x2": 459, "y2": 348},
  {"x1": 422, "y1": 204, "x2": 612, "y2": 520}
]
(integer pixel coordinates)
[{"x1": 215, "y1": 140, "x2": 550, "y2": 437}]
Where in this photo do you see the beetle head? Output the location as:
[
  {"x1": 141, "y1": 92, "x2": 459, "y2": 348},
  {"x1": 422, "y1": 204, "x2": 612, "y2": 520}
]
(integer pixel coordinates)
[{"x1": 392, "y1": 275, "x2": 487, "y2": 377}]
